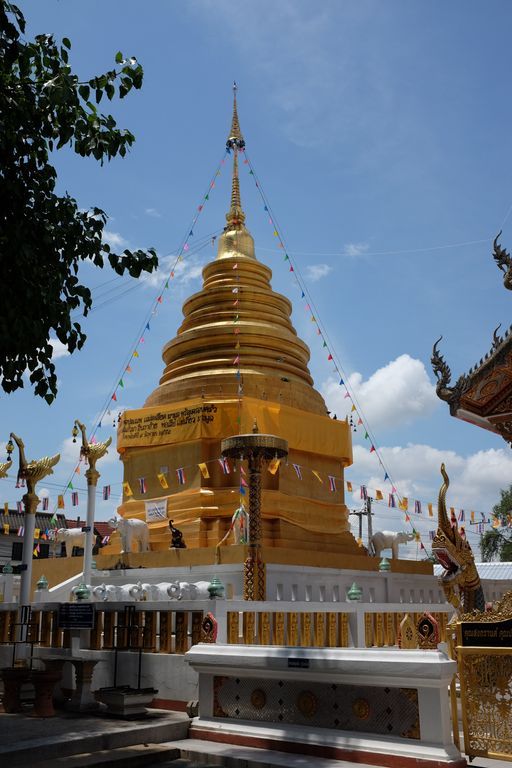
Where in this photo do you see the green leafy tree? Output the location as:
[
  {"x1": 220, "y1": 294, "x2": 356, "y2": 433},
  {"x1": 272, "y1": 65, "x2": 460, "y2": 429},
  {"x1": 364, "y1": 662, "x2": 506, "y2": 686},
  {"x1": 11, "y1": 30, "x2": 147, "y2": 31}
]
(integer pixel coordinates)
[
  {"x1": 480, "y1": 485, "x2": 512, "y2": 562},
  {"x1": 0, "y1": 2, "x2": 158, "y2": 403}
]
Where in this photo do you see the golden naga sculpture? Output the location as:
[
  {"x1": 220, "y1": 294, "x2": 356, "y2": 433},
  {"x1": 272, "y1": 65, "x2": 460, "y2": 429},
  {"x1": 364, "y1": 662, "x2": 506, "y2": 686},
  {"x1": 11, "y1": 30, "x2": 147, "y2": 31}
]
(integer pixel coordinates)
[
  {"x1": 431, "y1": 337, "x2": 469, "y2": 409},
  {"x1": 9, "y1": 433, "x2": 60, "y2": 496},
  {"x1": 431, "y1": 463, "x2": 485, "y2": 614},
  {"x1": 0, "y1": 460, "x2": 12, "y2": 479},
  {"x1": 74, "y1": 420, "x2": 112, "y2": 471},
  {"x1": 493, "y1": 230, "x2": 512, "y2": 291}
]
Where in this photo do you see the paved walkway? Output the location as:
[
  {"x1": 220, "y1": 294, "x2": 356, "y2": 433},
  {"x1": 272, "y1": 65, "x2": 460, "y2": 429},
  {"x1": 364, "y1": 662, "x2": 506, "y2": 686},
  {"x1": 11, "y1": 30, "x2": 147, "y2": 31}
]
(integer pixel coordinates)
[{"x1": 0, "y1": 707, "x2": 510, "y2": 767}]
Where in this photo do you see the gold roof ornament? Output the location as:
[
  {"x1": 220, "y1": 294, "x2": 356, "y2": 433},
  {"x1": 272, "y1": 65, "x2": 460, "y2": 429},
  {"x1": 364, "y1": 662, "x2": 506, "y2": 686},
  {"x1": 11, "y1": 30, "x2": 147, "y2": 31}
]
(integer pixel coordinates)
[
  {"x1": 218, "y1": 82, "x2": 254, "y2": 259},
  {"x1": 226, "y1": 81, "x2": 244, "y2": 149}
]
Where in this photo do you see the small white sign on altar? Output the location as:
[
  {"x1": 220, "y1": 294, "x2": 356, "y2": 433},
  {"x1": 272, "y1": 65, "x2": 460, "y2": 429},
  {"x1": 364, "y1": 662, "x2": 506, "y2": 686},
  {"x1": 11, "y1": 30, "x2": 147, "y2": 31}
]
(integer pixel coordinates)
[{"x1": 145, "y1": 499, "x2": 168, "y2": 523}]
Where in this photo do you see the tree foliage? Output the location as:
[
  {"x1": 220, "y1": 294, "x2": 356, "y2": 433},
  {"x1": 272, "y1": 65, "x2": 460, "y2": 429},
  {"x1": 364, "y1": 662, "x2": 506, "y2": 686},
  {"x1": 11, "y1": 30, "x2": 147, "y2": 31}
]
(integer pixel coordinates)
[
  {"x1": 480, "y1": 485, "x2": 512, "y2": 562},
  {"x1": 0, "y1": 1, "x2": 158, "y2": 403}
]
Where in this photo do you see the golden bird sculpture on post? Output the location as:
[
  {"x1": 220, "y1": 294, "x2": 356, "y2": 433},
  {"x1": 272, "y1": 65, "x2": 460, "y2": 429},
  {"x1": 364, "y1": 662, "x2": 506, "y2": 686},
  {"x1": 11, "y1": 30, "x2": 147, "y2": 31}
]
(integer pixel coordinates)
[
  {"x1": 74, "y1": 420, "x2": 112, "y2": 476},
  {"x1": 10, "y1": 433, "x2": 60, "y2": 496},
  {"x1": 0, "y1": 460, "x2": 12, "y2": 479}
]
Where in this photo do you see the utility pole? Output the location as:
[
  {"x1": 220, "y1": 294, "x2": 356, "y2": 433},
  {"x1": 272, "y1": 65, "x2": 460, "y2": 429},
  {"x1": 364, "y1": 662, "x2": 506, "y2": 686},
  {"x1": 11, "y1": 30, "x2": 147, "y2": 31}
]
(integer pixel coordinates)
[
  {"x1": 366, "y1": 496, "x2": 374, "y2": 545},
  {"x1": 350, "y1": 496, "x2": 374, "y2": 548}
]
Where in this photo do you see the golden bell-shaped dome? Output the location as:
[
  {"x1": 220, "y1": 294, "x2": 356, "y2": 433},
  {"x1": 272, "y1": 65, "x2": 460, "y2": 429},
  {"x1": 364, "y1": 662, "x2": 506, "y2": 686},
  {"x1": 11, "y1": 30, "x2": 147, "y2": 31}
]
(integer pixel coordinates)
[{"x1": 145, "y1": 88, "x2": 325, "y2": 416}]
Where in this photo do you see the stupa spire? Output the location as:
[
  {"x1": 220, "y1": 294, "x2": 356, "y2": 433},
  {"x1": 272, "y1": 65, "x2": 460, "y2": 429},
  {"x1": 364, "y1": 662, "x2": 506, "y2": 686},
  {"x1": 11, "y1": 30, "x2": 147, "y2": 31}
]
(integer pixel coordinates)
[
  {"x1": 226, "y1": 81, "x2": 244, "y2": 149},
  {"x1": 225, "y1": 82, "x2": 246, "y2": 230}
]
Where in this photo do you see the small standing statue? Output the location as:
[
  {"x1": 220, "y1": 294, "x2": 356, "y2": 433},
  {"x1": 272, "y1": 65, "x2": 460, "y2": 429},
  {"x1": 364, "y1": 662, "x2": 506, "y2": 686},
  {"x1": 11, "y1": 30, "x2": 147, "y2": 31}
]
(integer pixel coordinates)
[
  {"x1": 215, "y1": 504, "x2": 249, "y2": 549},
  {"x1": 169, "y1": 519, "x2": 186, "y2": 549}
]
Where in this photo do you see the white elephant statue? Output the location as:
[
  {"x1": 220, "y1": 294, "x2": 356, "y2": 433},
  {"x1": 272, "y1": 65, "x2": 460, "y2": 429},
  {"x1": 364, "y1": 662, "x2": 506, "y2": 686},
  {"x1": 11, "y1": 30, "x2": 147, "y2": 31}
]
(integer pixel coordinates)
[
  {"x1": 167, "y1": 580, "x2": 211, "y2": 600},
  {"x1": 92, "y1": 583, "x2": 117, "y2": 602},
  {"x1": 109, "y1": 517, "x2": 150, "y2": 554},
  {"x1": 151, "y1": 582, "x2": 179, "y2": 600},
  {"x1": 93, "y1": 581, "x2": 148, "y2": 602},
  {"x1": 52, "y1": 527, "x2": 88, "y2": 556},
  {"x1": 115, "y1": 582, "x2": 147, "y2": 602},
  {"x1": 370, "y1": 530, "x2": 415, "y2": 559}
]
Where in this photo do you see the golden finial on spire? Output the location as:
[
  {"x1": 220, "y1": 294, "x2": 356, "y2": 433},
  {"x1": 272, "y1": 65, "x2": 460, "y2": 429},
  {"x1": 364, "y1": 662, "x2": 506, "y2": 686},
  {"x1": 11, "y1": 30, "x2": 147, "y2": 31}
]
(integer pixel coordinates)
[
  {"x1": 225, "y1": 81, "x2": 246, "y2": 230},
  {"x1": 226, "y1": 81, "x2": 244, "y2": 150}
]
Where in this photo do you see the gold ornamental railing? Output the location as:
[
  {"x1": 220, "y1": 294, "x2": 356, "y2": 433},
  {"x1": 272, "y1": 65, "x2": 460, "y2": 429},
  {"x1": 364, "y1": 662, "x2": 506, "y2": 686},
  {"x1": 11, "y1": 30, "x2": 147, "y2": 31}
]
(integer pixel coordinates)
[
  {"x1": 0, "y1": 604, "x2": 204, "y2": 654},
  {"x1": 0, "y1": 601, "x2": 453, "y2": 653},
  {"x1": 216, "y1": 601, "x2": 452, "y2": 649},
  {"x1": 448, "y1": 591, "x2": 512, "y2": 762}
]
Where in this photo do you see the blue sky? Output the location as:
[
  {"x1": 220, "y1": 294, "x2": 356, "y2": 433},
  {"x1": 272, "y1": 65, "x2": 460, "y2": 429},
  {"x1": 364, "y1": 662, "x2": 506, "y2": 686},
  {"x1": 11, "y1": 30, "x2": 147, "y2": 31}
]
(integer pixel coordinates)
[{"x1": 3, "y1": 1, "x2": 512, "y2": 555}]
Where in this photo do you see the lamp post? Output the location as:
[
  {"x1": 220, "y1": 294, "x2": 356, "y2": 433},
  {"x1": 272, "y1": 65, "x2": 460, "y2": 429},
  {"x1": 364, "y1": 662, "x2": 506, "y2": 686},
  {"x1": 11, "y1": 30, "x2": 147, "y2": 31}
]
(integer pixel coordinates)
[
  {"x1": 72, "y1": 421, "x2": 112, "y2": 589},
  {"x1": 221, "y1": 422, "x2": 288, "y2": 600},
  {"x1": 7, "y1": 434, "x2": 60, "y2": 606}
]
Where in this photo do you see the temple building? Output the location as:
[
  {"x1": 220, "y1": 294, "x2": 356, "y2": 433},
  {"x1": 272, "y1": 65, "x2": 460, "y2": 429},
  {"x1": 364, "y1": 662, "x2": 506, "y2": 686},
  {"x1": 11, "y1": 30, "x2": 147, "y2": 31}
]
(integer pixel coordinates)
[{"x1": 432, "y1": 233, "x2": 512, "y2": 445}]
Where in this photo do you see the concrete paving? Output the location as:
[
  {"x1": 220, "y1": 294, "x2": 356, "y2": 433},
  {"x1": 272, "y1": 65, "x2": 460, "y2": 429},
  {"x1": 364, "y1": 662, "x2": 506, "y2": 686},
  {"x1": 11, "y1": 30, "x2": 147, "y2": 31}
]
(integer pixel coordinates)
[
  {"x1": 0, "y1": 707, "x2": 510, "y2": 767},
  {"x1": 0, "y1": 708, "x2": 190, "y2": 766}
]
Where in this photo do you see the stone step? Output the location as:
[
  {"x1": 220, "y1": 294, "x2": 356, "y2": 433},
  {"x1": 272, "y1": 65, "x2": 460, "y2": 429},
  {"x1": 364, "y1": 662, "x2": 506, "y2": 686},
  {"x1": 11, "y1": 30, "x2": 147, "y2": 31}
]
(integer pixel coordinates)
[
  {"x1": 34, "y1": 744, "x2": 180, "y2": 768},
  {"x1": 0, "y1": 712, "x2": 190, "y2": 767},
  {"x1": 158, "y1": 739, "x2": 377, "y2": 768}
]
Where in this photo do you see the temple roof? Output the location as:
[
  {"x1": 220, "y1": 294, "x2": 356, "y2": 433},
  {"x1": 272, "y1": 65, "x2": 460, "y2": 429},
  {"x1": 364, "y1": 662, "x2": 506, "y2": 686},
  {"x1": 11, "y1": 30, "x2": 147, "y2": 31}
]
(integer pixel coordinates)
[{"x1": 432, "y1": 233, "x2": 512, "y2": 444}]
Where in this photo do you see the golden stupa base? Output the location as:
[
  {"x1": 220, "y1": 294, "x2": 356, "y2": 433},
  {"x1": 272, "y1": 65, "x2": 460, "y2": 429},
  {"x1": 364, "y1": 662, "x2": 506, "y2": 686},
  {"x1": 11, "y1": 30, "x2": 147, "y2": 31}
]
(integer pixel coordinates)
[
  {"x1": 29, "y1": 544, "x2": 433, "y2": 594},
  {"x1": 93, "y1": 544, "x2": 433, "y2": 575}
]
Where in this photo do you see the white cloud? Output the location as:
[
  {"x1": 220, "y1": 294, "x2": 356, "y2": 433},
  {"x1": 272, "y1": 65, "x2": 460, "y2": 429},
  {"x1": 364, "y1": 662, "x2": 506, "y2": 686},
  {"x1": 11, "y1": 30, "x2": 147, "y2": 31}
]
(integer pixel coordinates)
[
  {"x1": 140, "y1": 253, "x2": 205, "y2": 290},
  {"x1": 103, "y1": 231, "x2": 129, "y2": 250},
  {"x1": 349, "y1": 443, "x2": 512, "y2": 521},
  {"x1": 59, "y1": 436, "x2": 118, "y2": 467},
  {"x1": 96, "y1": 406, "x2": 131, "y2": 428},
  {"x1": 322, "y1": 354, "x2": 438, "y2": 431},
  {"x1": 343, "y1": 242, "x2": 369, "y2": 257},
  {"x1": 49, "y1": 337, "x2": 70, "y2": 360},
  {"x1": 145, "y1": 208, "x2": 162, "y2": 218},
  {"x1": 305, "y1": 263, "x2": 332, "y2": 282}
]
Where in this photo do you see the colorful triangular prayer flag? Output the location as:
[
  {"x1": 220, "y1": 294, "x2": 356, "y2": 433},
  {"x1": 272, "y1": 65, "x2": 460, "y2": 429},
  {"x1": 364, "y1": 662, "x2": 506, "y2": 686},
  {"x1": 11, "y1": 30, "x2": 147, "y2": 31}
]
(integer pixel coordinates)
[
  {"x1": 218, "y1": 457, "x2": 231, "y2": 474},
  {"x1": 198, "y1": 462, "x2": 210, "y2": 479},
  {"x1": 176, "y1": 468, "x2": 186, "y2": 485}
]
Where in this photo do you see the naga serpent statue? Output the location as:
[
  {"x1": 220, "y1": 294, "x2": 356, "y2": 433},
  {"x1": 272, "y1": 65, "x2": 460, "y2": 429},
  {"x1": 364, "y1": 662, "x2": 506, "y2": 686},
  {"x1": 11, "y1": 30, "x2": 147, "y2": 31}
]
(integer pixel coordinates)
[
  {"x1": 431, "y1": 463, "x2": 485, "y2": 614},
  {"x1": 9, "y1": 433, "x2": 60, "y2": 496},
  {"x1": 431, "y1": 337, "x2": 469, "y2": 409},
  {"x1": 493, "y1": 230, "x2": 512, "y2": 291}
]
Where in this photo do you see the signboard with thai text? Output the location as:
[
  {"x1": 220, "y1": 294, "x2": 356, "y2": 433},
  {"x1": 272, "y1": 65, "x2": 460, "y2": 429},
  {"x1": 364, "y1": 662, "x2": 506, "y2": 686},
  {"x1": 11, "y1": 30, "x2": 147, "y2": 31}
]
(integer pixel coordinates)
[
  {"x1": 461, "y1": 617, "x2": 512, "y2": 647},
  {"x1": 58, "y1": 603, "x2": 95, "y2": 630}
]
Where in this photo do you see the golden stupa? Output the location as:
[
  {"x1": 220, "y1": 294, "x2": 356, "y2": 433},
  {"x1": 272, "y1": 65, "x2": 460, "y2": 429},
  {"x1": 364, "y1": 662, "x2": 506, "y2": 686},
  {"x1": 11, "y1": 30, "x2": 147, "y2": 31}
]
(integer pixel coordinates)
[{"x1": 99, "y1": 88, "x2": 371, "y2": 571}]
